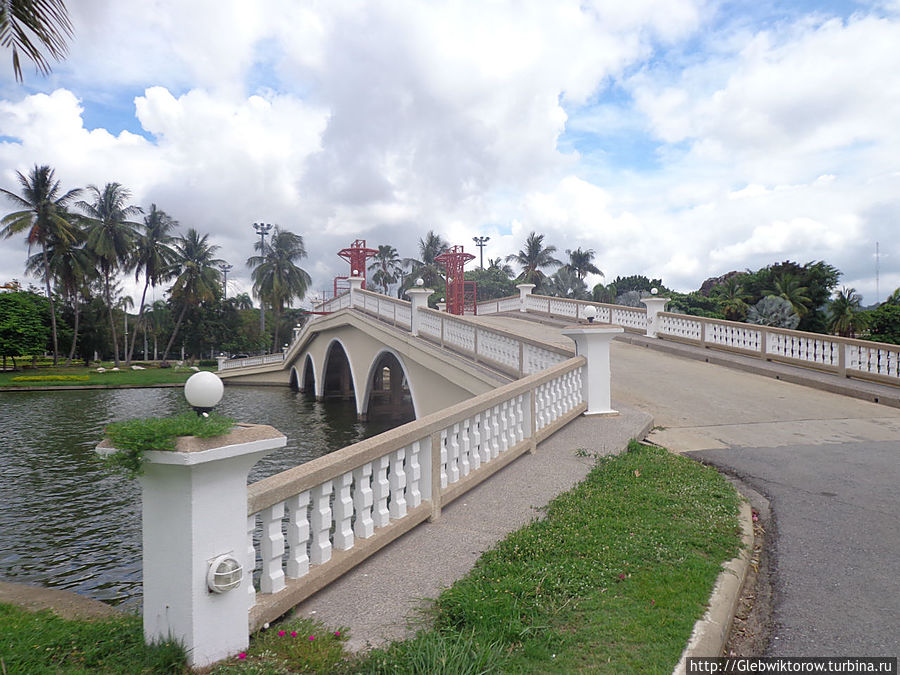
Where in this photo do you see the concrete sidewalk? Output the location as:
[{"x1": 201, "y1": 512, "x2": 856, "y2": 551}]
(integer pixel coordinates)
[{"x1": 289, "y1": 406, "x2": 653, "y2": 651}]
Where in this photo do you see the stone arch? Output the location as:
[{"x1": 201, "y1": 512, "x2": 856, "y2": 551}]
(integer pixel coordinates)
[
  {"x1": 299, "y1": 355, "x2": 316, "y2": 396},
  {"x1": 322, "y1": 339, "x2": 356, "y2": 402},
  {"x1": 289, "y1": 366, "x2": 300, "y2": 391},
  {"x1": 360, "y1": 348, "x2": 418, "y2": 421}
]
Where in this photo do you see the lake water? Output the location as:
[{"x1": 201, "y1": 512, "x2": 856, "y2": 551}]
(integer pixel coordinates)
[{"x1": 0, "y1": 386, "x2": 404, "y2": 611}]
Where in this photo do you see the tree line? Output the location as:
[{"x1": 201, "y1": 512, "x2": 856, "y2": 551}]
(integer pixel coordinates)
[{"x1": 1, "y1": 165, "x2": 310, "y2": 367}]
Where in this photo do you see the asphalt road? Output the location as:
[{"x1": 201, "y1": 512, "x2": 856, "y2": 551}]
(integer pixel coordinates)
[{"x1": 689, "y1": 441, "x2": 900, "y2": 657}]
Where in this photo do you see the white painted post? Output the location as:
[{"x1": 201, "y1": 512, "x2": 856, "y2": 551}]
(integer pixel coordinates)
[
  {"x1": 216, "y1": 354, "x2": 227, "y2": 371},
  {"x1": 405, "y1": 287, "x2": 434, "y2": 336},
  {"x1": 105, "y1": 425, "x2": 286, "y2": 668},
  {"x1": 640, "y1": 294, "x2": 670, "y2": 339},
  {"x1": 516, "y1": 283, "x2": 536, "y2": 312},
  {"x1": 561, "y1": 324, "x2": 623, "y2": 415},
  {"x1": 436, "y1": 301, "x2": 447, "y2": 312},
  {"x1": 348, "y1": 274, "x2": 364, "y2": 307}
]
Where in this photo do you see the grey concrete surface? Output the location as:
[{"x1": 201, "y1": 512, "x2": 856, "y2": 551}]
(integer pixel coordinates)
[
  {"x1": 689, "y1": 442, "x2": 900, "y2": 657},
  {"x1": 288, "y1": 406, "x2": 653, "y2": 651}
]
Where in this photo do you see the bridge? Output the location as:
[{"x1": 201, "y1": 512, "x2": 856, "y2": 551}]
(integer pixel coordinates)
[{"x1": 134, "y1": 279, "x2": 900, "y2": 666}]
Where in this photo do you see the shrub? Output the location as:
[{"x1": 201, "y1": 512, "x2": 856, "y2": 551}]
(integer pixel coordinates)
[{"x1": 11, "y1": 375, "x2": 90, "y2": 382}]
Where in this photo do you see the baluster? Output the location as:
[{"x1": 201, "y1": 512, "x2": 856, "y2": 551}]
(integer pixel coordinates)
[
  {"x1": 505, "y1": 400, "x2": 517, "y2": 447},
  {"x1": 407, "y1": 442, "x2": 422, "y2": 508},
  {"x1": 246, "y1": 514, "x2": 257, "y2": 608},
  {"x1": 389, "y1": 448, "x2": 407, "y2": 519},
  {"x1": 334, "y1": 471, "x2": 354, "y2": 551},
  {"x1": 373, "y1": 456, "x2": 391, "y2": 527},
  {"x1": 490, "y1": 405, "x2": 501, "y2": 458},
  {"x1": 515, "y1": 395, "x2": 525, "y2": 443},
  {"x1": 459, "y1": 420, "x2": 471, "y2": 476},
  {"x1": 465, "y1": 418, "x2": 480, "y2": 471},
  {"x1": 439, "y1": 430, "x2": 449, "y2": 489},
  {"x1": 286, "y1": 492, "x2": 310, "y2": 578},
  {"x1": 309, "y1": 481, "x2": 333, "y2": 565},
  {"x1": 499, "y1": 401, "x2": 510, "y2": 452},
  {"x1": 259, "y1": 502, "x2": 286, "y2": 594},
  {"x1": 447, "y1": 424, "x2": 460, "y2": 483},
  {"x1": 352, "y1": 463, "x2": 374, "y2": 538},
  {"x1": 474, "y1": 413, "x2": 489, "y2": 465}
]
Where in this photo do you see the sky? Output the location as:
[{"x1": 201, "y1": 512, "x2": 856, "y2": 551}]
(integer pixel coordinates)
[{"x1": 1, "y1": 0, "x2": 899, "y2": 307}]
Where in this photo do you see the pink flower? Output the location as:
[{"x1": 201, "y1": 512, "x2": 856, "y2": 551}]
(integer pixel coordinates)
[
  {"x1": 290, "y1": 631, "x2": 297, "y2": 637},
  {"x1": 334, "y1": 631, "x2": 341, "y2": 637},
  {"x1": 651, "y1": 600, "x2": 656, "y2": 606},
  {"x1": 237, "y1": 652, "x2": 247, "y2": 660},
  {"x1": 278, "y1": 630, "x2": 286, "y2": 637},
  {"x1": 618, "y1": 573, "x2": 625, "y2": 580},
  {"x1": 309, "y1": 635, "x2": 316, "y2": 641}
]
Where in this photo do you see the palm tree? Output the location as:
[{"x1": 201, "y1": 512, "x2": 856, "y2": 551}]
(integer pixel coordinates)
[
  {"x1": 77, "y1": 183, "x2": 142, "y2": 367},
  {"x1": 127, "y1": 204, "x2": 178, "y2": 364},
  {"x1": 25, "y1": 224, "x2": 95, "y2": 365},
  {"x1": 368, "y1": 244, "x2": 403, "y2": 294},
  {"x1": 1, "y1": 0, "x2": 73, "y2": 81},
  {"x1": 247, "y1": 227, "x2": 311, "y2": 351},
  {"x1": 505, "y1": 232, "x2": 562, "y2": 289},
  {"x1": 163, "y1": 229, "x2": 223, "y2": 361},
  {"x1": 403, "y1": 231, "x2": 448, "y2": 290},
  {"x1": 564, "y1": 247, "x2": 603, "y2": 281},
  {"x1": 828, "y1": 287, "x2": 867, "y2": 337},
  {"x1": 546, "y1": 266, "x2": 590, "y2": 300},
  {"x1": 1, "y1": 165, "x2": 82, "y2": 364},
  {"x1": 228, "y1": 292, "x2": 254, "y2": 310},
  {"x1": 884, "y1": 287, "x2": 900, "y2": 306},
  {"x1": 486, "y1": 257, "x2": 515, "y2": 278},
  {"x1": 765, "y1": 273, "x2": 812, "y2": 318},
  {"x1": 712, "y1": 275, "x2": 752, "y2": 321}
]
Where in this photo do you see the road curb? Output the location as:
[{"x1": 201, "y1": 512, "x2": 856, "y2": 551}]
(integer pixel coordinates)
[{"x1": 673, "y1": 498, "x2": 754, "y2": 674}]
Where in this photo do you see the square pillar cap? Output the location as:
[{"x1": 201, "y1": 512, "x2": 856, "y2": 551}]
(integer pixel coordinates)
[{"x1": 561, "y1": 324, "x2": 625, "y2": 337}]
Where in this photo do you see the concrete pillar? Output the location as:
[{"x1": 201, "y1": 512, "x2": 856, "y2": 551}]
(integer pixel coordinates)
[
  {"x1": 436, "y1": 301, "x2": 446, "y2": 312},
  {"x1": 348, "y1": 275, "x2": 364, "y2": 306},
  {"x1": 406, "y1": 287, "x2": 434, "y2": 336},
  {"x1": 561, "y1": 324, "x2": 623, "y2": 415},
  {"x1": 516, "y1": 283, "x2": 536, "y2": 312},
  {"x1": 98, "y1": 425, "x2": 287, "y2": 668},
  {"x1": 640, "y1": 295, "x2": 670, "y2": 339},
  {"x1": 216, "y1": 354, "x2": 227, "y2": 371}
]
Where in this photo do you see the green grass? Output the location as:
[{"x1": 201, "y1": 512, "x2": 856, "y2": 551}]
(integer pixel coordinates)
[
  {"x1": 0, "y1": 364, "x2": 216, "y2": 388},
  {"x1": 0, "y1": 603, "x2": 187, "y2": 674},
  {"x1": 103, "y1": 412, "x2": 236, "y2": 477}
]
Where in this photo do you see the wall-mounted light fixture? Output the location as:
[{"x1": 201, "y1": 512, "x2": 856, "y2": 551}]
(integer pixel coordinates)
[{"x1": 207, "y1": 553, "x2": 243, "y2": 593}]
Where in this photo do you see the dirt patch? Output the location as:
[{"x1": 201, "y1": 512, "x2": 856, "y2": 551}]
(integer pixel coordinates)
[
  {"x1": 724, "y1": 480, "x2": 775, "y2": 656},
  {"x1": 0, "y1": 581, "x2": 121, "y2": 621}
]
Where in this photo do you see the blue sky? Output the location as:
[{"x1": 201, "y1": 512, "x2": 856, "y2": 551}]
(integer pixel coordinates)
[{"x1": 1, "y1": 0, "x2": 899, "y2": 305}]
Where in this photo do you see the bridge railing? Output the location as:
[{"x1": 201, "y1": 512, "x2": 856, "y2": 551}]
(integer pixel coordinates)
[
  {"x1": 478, "y1": 291, "x2": 900, "y2": 386},
  {"x1": 219, "y1": 353, "x2": 286, "y2": 371},
  {"x1": 244, "y1": 355, "x2": 587, "y2": 631}
]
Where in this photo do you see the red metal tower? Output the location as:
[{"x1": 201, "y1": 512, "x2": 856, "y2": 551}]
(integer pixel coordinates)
[
  {"x1": 334, "y1": 239, "x2": 378, "y2": 295},
  {"x1": 435, "y1": 245, "x2": 476, "y2": 315}
]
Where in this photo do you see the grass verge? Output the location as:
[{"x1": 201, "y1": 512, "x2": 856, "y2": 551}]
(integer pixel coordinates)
[
  {"x1": 0, "y1": 364, "x2": 216, "y2": 388},
  {"x1": 214, "y1": 441, "x2": 742, "y2": 673},
  {"x1": 0, "y1": 603, "x2": 186, "y2": 674}
]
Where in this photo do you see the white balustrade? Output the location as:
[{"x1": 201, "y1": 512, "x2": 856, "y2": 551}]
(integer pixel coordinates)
[{"x1": 243, "y1": 357, "x2": 587, "y2": 632}]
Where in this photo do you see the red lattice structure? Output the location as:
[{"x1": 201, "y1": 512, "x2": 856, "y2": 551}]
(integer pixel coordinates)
[
  {"x1": 335, "y1": 239, "x2": 377, "y2": 293},
  {"x1": 436, "y1": 245, "x2": 476, "y2": 315}
]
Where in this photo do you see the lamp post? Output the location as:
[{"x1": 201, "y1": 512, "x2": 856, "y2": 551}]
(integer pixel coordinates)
[
  {"x1": 473, "y1": 235, "x2": 490, "y2": 268},
  {"x1": 184, "y1": 371, "x2": 224, "y2": 417},
  {"x1": 253, "y1": 222, "x2": 273, "y2": 348},
  {"x1": 218, "y1": 263, "x2": 233, "y2": 300}
]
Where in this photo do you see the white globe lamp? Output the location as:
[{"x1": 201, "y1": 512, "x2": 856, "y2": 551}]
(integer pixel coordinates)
[{"x1": 184, "y1": 371, "x2": 224, "y2": 417}]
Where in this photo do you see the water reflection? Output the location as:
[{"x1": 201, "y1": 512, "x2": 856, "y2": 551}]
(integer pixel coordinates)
[{"x1": 0, "y1": 386, "x2": 402, "y2": 609}]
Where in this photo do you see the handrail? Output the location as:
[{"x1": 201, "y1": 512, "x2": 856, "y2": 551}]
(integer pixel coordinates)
[
  {"x1": 478, "y1": 290, "x2": 900, "y2": 387},
  {"x1": 244, "y1": 356, "x2": 586, "y2": 629}
]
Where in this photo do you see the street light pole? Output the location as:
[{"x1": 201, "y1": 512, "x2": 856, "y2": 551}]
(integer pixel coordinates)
[
  {"x1": 219, "y1": 263, "x2": 233, "y2": 300},
  {"x1": 253, "y1": 222, "x2": 273, "y2": 349},
  {"x1": 473, "y1": 235, "x2": 490, "y2": 269}
]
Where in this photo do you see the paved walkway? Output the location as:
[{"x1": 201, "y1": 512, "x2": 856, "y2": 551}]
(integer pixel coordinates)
[{"x1": 475, "y1": 314, "x2": 900, "y2": 657}]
